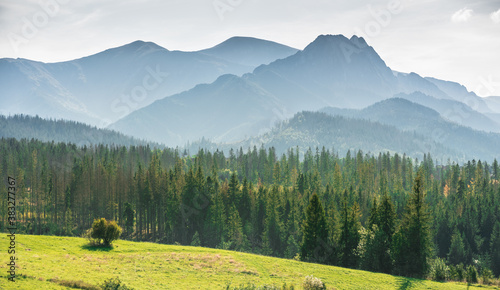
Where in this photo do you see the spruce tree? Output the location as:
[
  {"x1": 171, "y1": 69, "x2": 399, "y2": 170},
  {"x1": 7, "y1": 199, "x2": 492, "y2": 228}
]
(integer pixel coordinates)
[
  {"x1": 393, "y1": 170, "x2": 431, "y2": 277},
  {"x1": 364, "y1": 192, "x2": 395, "y2": 273},
  {"x1": 490, "y1": 222, "x2": 500, "y2": 276},
  {"x1": 263, "y1": 186, "x2": 284, "y2": 256},
  {"x1": 448, "y1": 228, "x2": 467, "y2": 266},
  {"x1": 301, "y1": 193, "x2": 329, "y2": 263},
  {"x1": 123, "y1": 202, "x2": 135, "y2": 235},
  {"x1": 338, "y1": 190, "x2": 361, "y2": 268}
]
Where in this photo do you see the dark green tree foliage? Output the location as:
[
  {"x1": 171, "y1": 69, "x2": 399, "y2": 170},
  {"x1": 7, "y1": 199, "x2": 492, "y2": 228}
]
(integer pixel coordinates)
[
  {"x1": 90, "y1": 218, "x2": 122, "y2": 246},
  {"x1": 490, "y1": 222, "x2": 500, "y2": 276},
  {"x1": 263, "y1": 186, "x2": 284, "y2": 256},
  {"x1": 300, "y1": 193, "x2": 329, "y2": 263},
  {"x1": 364, "y1": 191, "x2": 396, "y2": 273},
  {"x1": 204, "y1": 170, "x2": 225, "y2": 248},
  {"x1": 191, "y1": 231, "x2": 201, "y2": 246},
  {"x1": 0, "y1": 137, "x2": 499, "y2": 278},
  {"x1": 338, "y1": 190, "x2": 361, "y2": 268},
  {"x1": 393, "y1": 171, "x2": 431, "y2": 277},
  {"x1": 448, "y1": 228, "x2": 467, "y2": 266},
  {"x1": 123, "y1": 202, "x2": 135, "y2": 235},
  {"x1": 100, "y1": 277, "x2": 133, "y2": 290},
  {"x1": 226, "y1": 202, "x2": 244, "y2": 250}
]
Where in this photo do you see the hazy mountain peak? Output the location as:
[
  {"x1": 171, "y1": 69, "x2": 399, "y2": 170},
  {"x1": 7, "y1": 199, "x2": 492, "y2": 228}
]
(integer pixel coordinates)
[
  {"x1": 120, "y1": 40, "x2": 166, "y2": 50},
  {"x1": 87, "y1": 40, "x2": 167, "y2": 60},
  {"x1": 212, "y1": 36, "x2": 280, "y2": 46},
  {"x1": 305, "y1": 34, "x2": 350, "y2": 49},
  {"x1": 305, "y1": 34, "x2": 369, "y2": 52},
  {"x1": 199, "y1": 36, "x2": 298, "y2": 67},
  {"x1": 365, "y1": 97, "x2": 441, "y2": 119},
  {"x1": 349, "y1": 35, "x2": 368, "y2": 48},
  {"x1": 213, "y1": 73, "x2": 241, "y2": 84},
  {"x1": 299, "y1": 34, "x2": 386, "y2": 69}
]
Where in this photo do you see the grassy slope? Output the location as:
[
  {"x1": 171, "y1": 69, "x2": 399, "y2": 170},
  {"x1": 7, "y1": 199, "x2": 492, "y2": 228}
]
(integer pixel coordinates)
[{"x1": 0, "y1": 234, "x2": 494, "y2": 289}]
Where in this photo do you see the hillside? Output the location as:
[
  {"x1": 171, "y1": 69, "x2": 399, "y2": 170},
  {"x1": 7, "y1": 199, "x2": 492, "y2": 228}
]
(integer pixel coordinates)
[
  {"x1": 109, "y1": 74, "x2": 287, "y2": 146},
  {"x1": 320, "y1": 98, "x2": 500, "y2": 161},
  {"x1": 395, "y1": 92, "x2": 500, "y2": 133},
  {"x1": 0, "y1": 234, "x2": 488, "y2": 289},
  {"x1": 0, "y1": 114, "x2": 161, "y2": 148},
  {"x1": 216, "y1": 110, "x2": 459, "y2": 161}
]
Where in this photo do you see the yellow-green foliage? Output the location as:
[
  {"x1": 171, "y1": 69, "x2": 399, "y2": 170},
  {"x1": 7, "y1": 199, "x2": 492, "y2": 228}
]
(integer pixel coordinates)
[
  {"x1": 0, "y1": 234, "x2": 495, "y2": 289},
  {"x1": 89, "y1": 218, "x2": 122, "y2": 246}
]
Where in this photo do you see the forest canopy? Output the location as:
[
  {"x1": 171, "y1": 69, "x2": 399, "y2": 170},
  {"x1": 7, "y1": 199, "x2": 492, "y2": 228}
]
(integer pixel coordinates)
[{"x1": 0, "y1": 137, "x2": 499, "y2": 278}]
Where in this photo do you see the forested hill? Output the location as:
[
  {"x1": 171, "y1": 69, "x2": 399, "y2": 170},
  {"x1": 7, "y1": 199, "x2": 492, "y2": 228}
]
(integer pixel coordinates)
[
  {"x1": 0, "y1": 114, "x2": 162, "y2": 148},
  {"x1": 189, "y1": 111, "x2": 461, "y2": 162},
  {"x1": 1, "y1": 137, "x2": 499, "y2": 281},
  {"x1": 320, "y1": 98, "x2": 500, "y2": 161}
]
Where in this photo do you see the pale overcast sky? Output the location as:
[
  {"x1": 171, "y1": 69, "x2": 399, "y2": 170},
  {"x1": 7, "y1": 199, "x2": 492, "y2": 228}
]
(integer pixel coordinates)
[{"x1": 1, "y1": 0, "x2": 499, "y2": 97}]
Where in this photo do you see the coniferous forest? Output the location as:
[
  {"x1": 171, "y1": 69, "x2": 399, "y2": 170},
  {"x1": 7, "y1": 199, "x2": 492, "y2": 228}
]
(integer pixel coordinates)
[{"x1": 1, "y1": 137, "x2": 499, "y2": 280}]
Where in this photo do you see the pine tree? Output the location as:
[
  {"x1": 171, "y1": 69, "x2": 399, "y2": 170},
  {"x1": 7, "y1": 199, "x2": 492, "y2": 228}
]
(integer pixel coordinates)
[
  {"x1": 226, "y1": 203, "x2": 244, "y2": 250},
  {"x1": 493, "y1": 159, "x2": 499, "y2": 180},
  {"x1": 228, "y1": 172, "x2": 239, "y2": 203},
  {"x1": 448, "y1": 228, "x2": 467, "y2": 266},
  {"x1": 300, "y1": 193, "x2": 329, "y2": 263},
  {"x1": 285, "y1": 235, "x2": 300, "y2": 259},
  {"x1": 263, "y1": 186, "x2": 284, "y2": 256},
  {"x1": 393, "y1": 171, "x2": 431, "y2": 277},
  {"x1": 378, "y1": 193, "x2": 396, "y2": 245},
  {"x1": 490, "y1": 222, "x2": 500, "y2": 276},
  {"x1": 338, "y1": 191, "x2": 361, "y2": 268},
  {"x1": 364, "y1": 192, "x2": 395, "y2": 273},
  {"x1": 123, "y1": 202, "x2": 135, "y2": 235}
]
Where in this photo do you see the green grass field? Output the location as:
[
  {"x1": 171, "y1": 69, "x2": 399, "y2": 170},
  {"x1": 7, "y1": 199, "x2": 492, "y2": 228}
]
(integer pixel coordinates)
[{"x1": 0, "y1": 234, "x2": 496, "y2": 289}]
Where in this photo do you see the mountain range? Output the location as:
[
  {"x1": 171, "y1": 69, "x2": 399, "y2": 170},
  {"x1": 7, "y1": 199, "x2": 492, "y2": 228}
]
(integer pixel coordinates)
[
  {"x1": 0, "y1": 37, "x2": 297, "y2": 127},
  {"x1": 109, "y1": 35, "x2": 500, "y2": 148},
  {"x1": 2, "y1": 34, "x2": 499, "y2": 162}
]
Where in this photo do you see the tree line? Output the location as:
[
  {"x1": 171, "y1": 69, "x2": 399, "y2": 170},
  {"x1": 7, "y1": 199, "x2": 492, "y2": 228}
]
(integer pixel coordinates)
[{"x1": 0, "y1": 137, "x2": 499, "y2": 279}]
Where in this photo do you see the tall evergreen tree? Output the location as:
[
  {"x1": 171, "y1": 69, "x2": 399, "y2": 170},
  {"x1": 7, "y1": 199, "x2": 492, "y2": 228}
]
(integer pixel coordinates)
[
  {"x1": 448, "y1": 228, "x2": 467, "y2": 266},
  {"x1": 263, "y1": 186, "x2": 284, "y2": 256},
  {"x1": 393, "y1": 171, "x2": 431, "y2": 277},
  {"x1": 300, "y1": 193, "x2": 329, "y2": 263},
  {"x1": 490, "y1": 222, "x2": 500, "y2": 276},
  {"x1": 123, "y1": 202, "x2": 135, "y2": 235},
  {"x1": 338, "y1": 190, "x2": 361, "y2": 268},
  {"x1": 364, "y1": 192, "x2": 396, "y2": 273}
]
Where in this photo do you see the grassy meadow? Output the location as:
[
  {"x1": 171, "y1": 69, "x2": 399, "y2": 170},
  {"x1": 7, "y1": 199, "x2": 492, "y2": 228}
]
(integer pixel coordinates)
[{"x1": 0, "y1": 234, "x2": 496, "y2": 289}]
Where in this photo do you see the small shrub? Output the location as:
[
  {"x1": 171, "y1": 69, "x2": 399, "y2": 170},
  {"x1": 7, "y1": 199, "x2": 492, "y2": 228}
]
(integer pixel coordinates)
[
  {"x1": 88, "y1": 218, "x2": 122, "y2": 246},
  {"x1": 448, "y1": 265, "x2": 457, "y2": 281},
  {"x1": 481, "y1": 268, "x2": 493, "y2": 285},
  {"x1": 303, "y1": 275, "x2": 326, "y2": 290},
  {"x1": 100, "y1": 277, "x2": 133, "y2": 290},
  {"x1": 466, "y1": 265, "x2": 478, "y2": 284},
  {"x1": 451, "y1": 263, "x2": 465, "y2": 282},
  {"x1": 429, "y1": 258, "x2": 449, "y2": 281}
]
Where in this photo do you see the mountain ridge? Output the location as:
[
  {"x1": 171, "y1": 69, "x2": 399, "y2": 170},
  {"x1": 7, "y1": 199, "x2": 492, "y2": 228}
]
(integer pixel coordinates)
[
  {"x1": 110, "y1": 34, "x2": 500, "y2": 149},
  {"x1": 0, "y1": 114, "x2": 161, "y2": 148},
  {"x1": 199, "y1": 36, "x2": 299, "y2": 67},
  {"x1": 0, "y1": 37, "x2": 297, "y2": 127}
]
